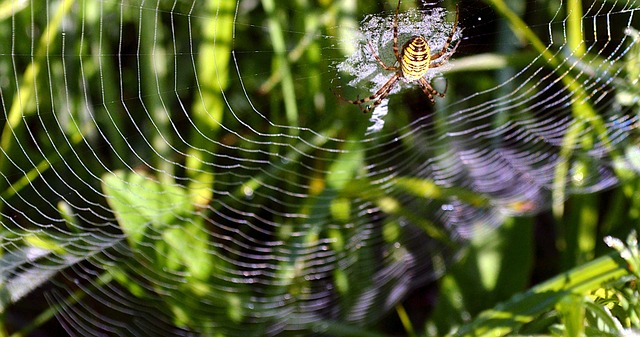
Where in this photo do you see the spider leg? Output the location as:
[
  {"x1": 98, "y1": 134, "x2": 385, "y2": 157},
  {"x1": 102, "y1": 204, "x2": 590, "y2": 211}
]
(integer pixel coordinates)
[
  {"x1": 440, "y1": 78, "x2": 449, "y2": 95},
  {"x1": 418, "y1": 77, "x2": 446, "y2": 104},
  {"x1": 363, "y1": 0, "x2": 404, "y2": 72},
  {"x1": 429, "y1": 37, "x2": 460, "y2": 68},
  {"x1": 336, "y1": 87, "x2": 379, "y2": 106},
  {"x1": 430, "y1": 4, "x2": 460, "y2": 61},
  {"x1": 361, "y1": 75, "x2": 399, "y2": 113},
  {"x1": 337, "y1": 73, "x2": 400, "y2": 113},
  {"x1": 367, "y1": 40, "x2": 399, "y2": 71},
  {"x1": 393, "y1": 0, "x2": 402, "y2": 63}
]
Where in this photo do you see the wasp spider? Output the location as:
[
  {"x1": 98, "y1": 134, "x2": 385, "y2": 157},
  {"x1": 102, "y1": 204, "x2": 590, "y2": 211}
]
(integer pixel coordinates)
[{"x1": 339, "y1": 0, "x2": 460, "y2": 113}]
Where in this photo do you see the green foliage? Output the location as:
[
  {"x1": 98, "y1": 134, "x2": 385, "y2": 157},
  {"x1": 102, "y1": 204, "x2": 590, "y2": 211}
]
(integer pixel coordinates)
[
  {"x1": 103, "y1": 171, "x2": 243, "y2": 330},
  {"x1": 0, "y1": 0, "x2": 639, "y2": 336}
]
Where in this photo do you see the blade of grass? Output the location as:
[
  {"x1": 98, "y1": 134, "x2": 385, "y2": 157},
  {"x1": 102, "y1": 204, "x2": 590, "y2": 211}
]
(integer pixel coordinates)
[
  {"x1": 0, "y1": 0, "x2": 75, "y2": 203},
  {"x1": 396, "y1": 304, "x2": 417, "y2": 337},
  {"x1": 261, "y1": 0, "x2": 299, "y2": 130},
  {"x1": 451, "y1": 251, "x2": 628, "y2": 337},
  {"x1": 561, "y1": 192, "x2": 599, "y2": 269},
  {"x1": 139, "y1": 2, "x2": 174, "y2": 181},
  {"x1": 257, "y1": 6, "x2": 336, "y2": 95},
  {"x1": 554, "y1": 0, "x2": 589, "y2": 222},
  {"x1": 186, "y1": 0, "x2": 234, "y2": 207},
  {"x1": 0, "y1": 0, "x2": 28, "y2": 20}
]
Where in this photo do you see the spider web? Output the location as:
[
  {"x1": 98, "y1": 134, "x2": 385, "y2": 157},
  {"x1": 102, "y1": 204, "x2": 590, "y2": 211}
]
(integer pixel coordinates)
[
  {"x1": 0, "y1": 0, "x2": 639, "y2": 336},
  {"x1": 336, "y1": 6, "x2": 462, "y2": 131},
  {"x1": 337, "y1": 7, "x2": 460, "y2": 94}
]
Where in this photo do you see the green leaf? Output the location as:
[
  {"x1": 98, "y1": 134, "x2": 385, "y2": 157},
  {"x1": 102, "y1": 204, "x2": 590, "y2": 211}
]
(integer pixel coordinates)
[
  {"x1": 556, "y1": 294, "x2": 585, "y2": 337},
  {"x1": 327, "y1": 140, "x2": 365, "y2": 190},
  {"x1": 161, "y1": 221, "x2": 212, "y2": 280},
  {"x1": 102, "y1": 170, "x2": 192, "y2": 247},
  {"x1": 451, "y1": 252, "x2": 629, "y2": 337}
]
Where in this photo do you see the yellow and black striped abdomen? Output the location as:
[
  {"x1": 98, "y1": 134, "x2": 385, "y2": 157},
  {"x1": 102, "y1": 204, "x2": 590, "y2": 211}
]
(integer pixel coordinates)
[{"x1": 400, "y1": 36, "x2": 431, "y2": 82}]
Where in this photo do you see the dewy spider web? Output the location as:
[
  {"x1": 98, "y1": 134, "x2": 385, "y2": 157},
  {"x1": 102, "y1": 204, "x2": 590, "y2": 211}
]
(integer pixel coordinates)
[
  {"x1": 0, "y1": 0, "x2": 638, "y2": 336},
  {"x1": 337, "y1": 7, "x2": 460, "y2": 97},
  {"x1": 336, "y1": 6, "x2": 461, "y2": 131}
]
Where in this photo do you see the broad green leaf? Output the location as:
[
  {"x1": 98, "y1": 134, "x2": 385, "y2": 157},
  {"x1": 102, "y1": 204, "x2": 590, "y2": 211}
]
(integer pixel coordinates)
[{"x1": 102, "y1": 170, "x2": 192, "y2": 247}]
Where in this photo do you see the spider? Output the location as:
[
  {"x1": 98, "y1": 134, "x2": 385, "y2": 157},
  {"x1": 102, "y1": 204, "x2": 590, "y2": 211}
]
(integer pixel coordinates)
[{"x1": 338, "y1": 0, "x2": 461, "y2": 113}]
